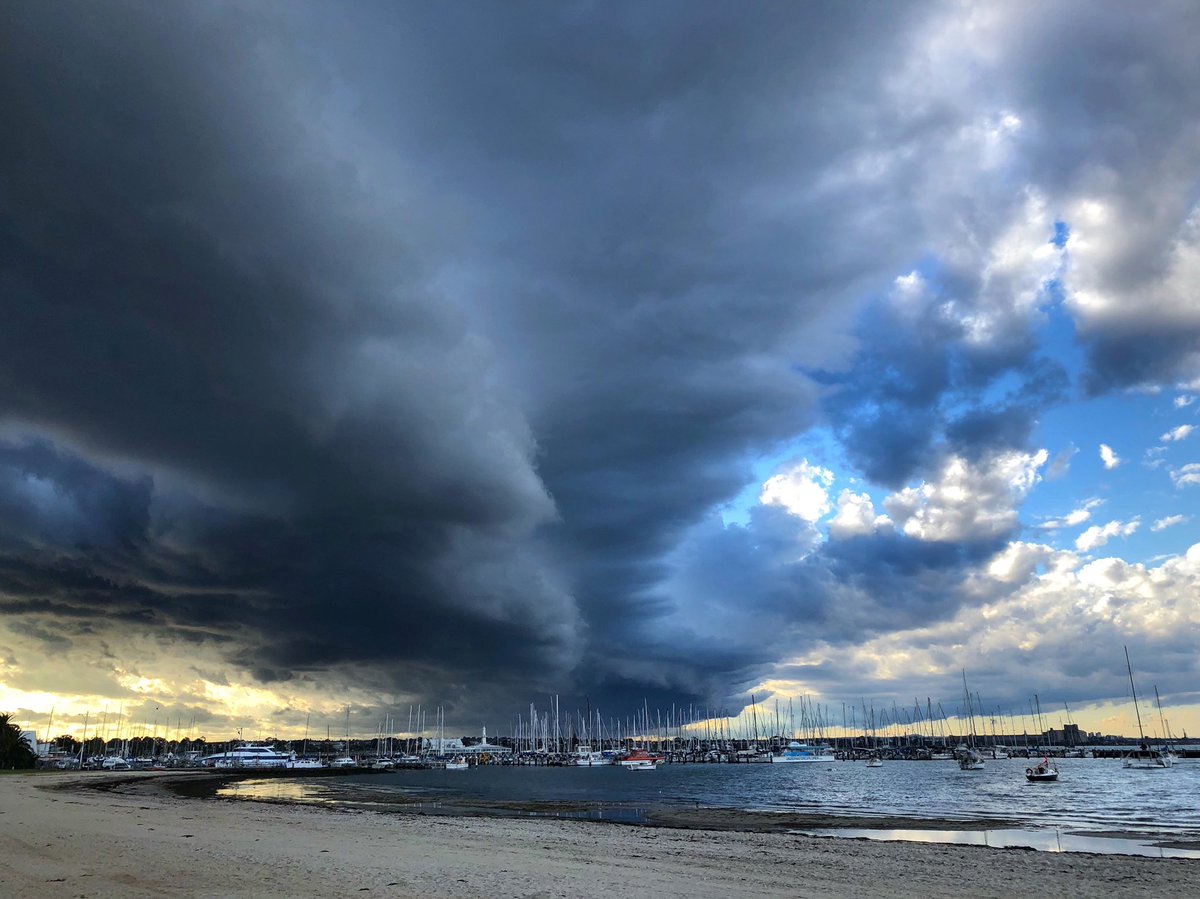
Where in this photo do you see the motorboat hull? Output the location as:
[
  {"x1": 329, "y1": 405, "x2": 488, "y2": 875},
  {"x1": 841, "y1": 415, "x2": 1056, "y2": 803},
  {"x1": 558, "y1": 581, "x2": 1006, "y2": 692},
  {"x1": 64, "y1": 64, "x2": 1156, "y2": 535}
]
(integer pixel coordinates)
[
  {"x1": 1025, "y1": 763, "x2": 1058, "y2": 782},
  {"x1": 770, "y1": 753, "x2": 834, "y2": 763}
]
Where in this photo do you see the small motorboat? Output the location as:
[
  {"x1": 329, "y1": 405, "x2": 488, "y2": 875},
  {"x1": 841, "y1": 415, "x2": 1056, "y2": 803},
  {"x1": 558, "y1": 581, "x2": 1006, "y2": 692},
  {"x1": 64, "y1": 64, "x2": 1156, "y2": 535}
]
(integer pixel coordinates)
[
  {"x1": 444, "y1": 756, "x2": 469, "y2": 770},
  {"x1": 617, "y1": 749, "x2": 666, "y2": 767},
  {"x1": 625, "y1": 759, "x2": 656, "y2": 771},
  {"x1": 1025, "y1": 757, "x2": 1059, "y2": 782},
  {"x1": 956, "y1": 746, "x2": 986, "y2": 770}
]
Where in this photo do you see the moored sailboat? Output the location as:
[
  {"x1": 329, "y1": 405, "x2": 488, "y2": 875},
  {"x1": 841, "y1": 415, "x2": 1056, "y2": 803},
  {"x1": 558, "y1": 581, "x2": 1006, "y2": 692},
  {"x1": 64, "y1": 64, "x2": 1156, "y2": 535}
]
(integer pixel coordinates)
[
  {"x1": 864, "y1": 704, "x2": 883, "y2": 767},
  {"x1": 956, "y1": 671, "x2": 986, "y2": 771},
  {"x1": 1122, "y1": 647, "x2": 1172, "y2": 770}
]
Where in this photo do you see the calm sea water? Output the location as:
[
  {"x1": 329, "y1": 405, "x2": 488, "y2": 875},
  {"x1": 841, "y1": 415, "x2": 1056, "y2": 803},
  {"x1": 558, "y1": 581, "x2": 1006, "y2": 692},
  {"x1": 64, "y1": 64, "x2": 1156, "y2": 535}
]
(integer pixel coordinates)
[{"x1": 227, "y1": 757, "x2": 1200, "y2": 836}]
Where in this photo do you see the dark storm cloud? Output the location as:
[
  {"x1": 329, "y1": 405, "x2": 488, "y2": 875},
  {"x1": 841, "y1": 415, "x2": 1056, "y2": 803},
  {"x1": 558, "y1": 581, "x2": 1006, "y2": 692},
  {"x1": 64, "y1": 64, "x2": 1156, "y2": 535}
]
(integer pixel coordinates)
[
  {"x1": 945, "y1": 359, "x2": 1070, "y2": 460},
  {"x1": 605, "y1": 501, "x2": 1022, "y2": 714},
  {"x1": 1080, "y1": 329, "x2": 1200, "y2": 396},
  {"x1": 3, "y1": 0, "x2": 1198, "y2": 728},
  {"x1": 0, "y1": 1, "x2": 576, "y2": 713},
  {"x1": 0, "y1": 0, "x2": 946, "y2": 720},
  {"x1": 0, "y1": 439, "x2": 151, "y2": 551}
]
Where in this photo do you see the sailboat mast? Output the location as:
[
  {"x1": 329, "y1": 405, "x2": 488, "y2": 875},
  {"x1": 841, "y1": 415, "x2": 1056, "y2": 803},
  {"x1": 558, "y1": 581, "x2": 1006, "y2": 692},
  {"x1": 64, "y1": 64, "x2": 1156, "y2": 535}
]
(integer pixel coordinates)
[
  {"x1": 1154, "y1": 685, "x2": 1170, "y2": 744},
  {"x1": 1034, "y1": 693, "x2": 1045, "y2": 747},
  {"x1": 962, "y1": 670, "x2": 976, "y2": 746},
  {"x1": 1124, "y1": 645, "x2": 1146, "y2": 740}
]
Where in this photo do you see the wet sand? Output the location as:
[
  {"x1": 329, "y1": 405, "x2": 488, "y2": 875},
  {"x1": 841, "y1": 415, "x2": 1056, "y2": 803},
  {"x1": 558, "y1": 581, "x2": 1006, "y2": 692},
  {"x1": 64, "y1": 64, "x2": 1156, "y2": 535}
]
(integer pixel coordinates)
[{"x1": 1, "y1": 771, "x2": 1197, "y2": 898}]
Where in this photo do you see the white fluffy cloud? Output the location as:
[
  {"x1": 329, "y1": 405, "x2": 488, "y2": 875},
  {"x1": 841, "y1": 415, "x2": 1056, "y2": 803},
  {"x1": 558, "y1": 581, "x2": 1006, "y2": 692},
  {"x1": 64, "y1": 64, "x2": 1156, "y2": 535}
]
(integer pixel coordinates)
[
  {"x1": 1161, "y1": 424, "x2": 1195, "y2": 443},
  {"x1": 1174, "y1": 396, "x2": 1195, "y2": 409},
  {"x1": 985, "y1": 540, "x2": 1057, "y2": 585},
  {"x1": 1099, "y1": 443, "x2": 1121, "y2": 469},
  {"x1": 1152, "y1": 514, "x2": 1188, "y2": 532},
  {"x1": 1037, "y1": 497, "x2": 1103, "y2": 530},
  {"x1": 828, "y1": 489, "x2": 892, "y2": 539},
  {"x1": 1170, "y1": 463, "x2": 1200, "y2": 488},
  {"x1": 760, "y1": 460, "x2": 834, "y2": 522},
  {"x1": 1075, "y1": 518, "x2": 1140, "y2": 552},
  {"x1": 885, "y1": 450, "x2": 1048, "y2": 542},
  {"x1": 824, "y1": 541, "x2": 1200, "y2": 722}
]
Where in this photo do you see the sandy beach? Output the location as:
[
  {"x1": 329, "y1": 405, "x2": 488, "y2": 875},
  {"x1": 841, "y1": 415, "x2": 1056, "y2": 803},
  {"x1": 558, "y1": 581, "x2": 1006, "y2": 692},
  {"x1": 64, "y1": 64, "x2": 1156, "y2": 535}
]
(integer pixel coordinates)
[{"x1": 1, "y1": 772, "x2": 1197, "y2": 898}]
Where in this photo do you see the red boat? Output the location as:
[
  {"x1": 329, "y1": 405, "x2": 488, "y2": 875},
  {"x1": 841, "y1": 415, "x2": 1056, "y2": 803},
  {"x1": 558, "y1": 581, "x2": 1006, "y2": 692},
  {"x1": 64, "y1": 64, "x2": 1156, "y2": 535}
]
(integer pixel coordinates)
[{"x1": 617, "y1": 749, "x2": 665, "y2": 767}]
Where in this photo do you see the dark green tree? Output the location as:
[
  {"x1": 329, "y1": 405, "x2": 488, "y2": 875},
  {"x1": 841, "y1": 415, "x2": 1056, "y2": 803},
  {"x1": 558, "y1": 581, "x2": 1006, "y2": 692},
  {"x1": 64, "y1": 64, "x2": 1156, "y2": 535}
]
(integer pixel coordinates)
[{"x1": 0, "y1": 714, "x2": 37, "y2": 769}]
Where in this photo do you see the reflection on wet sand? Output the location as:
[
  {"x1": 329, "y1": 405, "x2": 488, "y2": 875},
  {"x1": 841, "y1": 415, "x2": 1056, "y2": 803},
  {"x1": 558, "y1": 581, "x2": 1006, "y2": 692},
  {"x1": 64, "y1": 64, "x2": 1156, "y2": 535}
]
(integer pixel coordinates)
[{"x1": 798, "y1": 826, "x2": 1200, "y2": 859}]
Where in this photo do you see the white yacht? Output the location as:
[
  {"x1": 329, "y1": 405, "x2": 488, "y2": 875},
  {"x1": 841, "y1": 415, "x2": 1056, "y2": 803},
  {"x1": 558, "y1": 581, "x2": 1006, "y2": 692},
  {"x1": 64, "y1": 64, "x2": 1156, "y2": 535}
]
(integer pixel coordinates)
[
  {"x1": 571, "y1": 745, "x2": 613, "y2": 767},
  {"x1": 287, "y1": 756, "x2": 325, "y2": 769},
  {"x1": 202, "y1": 744, "x2": 293, "y2": 769},
  {"x1": 770, "y1": 741, "x2": 836, "y2": 763}
]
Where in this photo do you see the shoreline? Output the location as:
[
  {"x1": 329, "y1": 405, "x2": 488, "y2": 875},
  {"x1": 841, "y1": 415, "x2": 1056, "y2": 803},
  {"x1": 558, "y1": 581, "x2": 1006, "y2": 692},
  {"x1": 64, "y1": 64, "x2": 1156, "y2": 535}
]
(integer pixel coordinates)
[{"x1": 2, "y1": 771, "x2": 1197, "y2": 897}]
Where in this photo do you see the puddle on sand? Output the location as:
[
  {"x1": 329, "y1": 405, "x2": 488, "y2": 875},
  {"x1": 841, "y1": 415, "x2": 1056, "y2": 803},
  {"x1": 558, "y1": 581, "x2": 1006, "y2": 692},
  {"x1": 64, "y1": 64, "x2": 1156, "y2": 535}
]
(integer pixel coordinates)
[{"x1": 795, "y1": 827, "x2": 1200, "y2": 859}]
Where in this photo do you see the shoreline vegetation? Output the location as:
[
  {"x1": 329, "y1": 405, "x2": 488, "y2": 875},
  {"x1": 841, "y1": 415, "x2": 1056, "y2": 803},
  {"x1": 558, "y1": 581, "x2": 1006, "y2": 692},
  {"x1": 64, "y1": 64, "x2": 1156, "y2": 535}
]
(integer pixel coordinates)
[{"x1": 0, "y1": 772, "x2": 1197, "y2": 898}]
